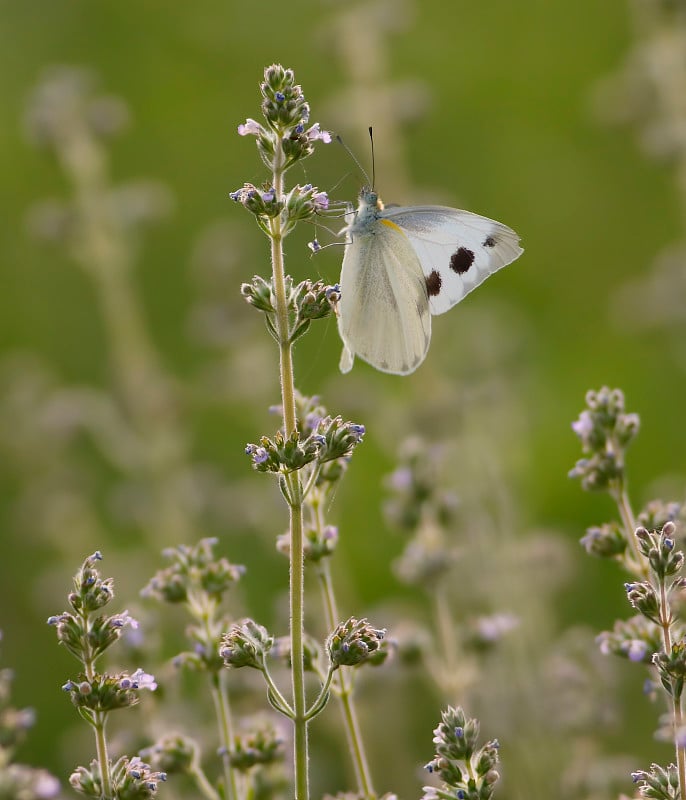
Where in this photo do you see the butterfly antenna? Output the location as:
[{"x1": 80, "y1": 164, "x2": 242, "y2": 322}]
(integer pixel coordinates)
[
  {"x1": 335, "y1": 134, "x2": 371, "y2": 188},
  {"x1": 368, "y1": 126, "x2": 376, "y2": 190}
]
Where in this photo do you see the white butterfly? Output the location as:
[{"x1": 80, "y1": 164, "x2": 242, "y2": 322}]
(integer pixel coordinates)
[{"x1": 337, "y1": 188, "x2": 523, "y2": 375}]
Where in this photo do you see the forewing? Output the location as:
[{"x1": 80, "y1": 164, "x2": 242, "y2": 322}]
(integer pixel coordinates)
[
  {"x1": 338, "y1": 223, "x2": 431, "y2": 375},
  {"x1": 384, "y1": 206, "x2": 523, "y2": 315}
]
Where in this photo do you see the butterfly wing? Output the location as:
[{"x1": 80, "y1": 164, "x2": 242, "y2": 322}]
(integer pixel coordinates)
[
  {"x1": 383, "y1": 206, "x2": 523, "y2": 315},
  {"x1": 338, "y1": 220, "x2": 431, "y2": 375}
]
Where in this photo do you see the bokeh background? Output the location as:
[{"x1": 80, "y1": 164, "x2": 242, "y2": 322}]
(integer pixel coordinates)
[{"x1": 2, "y1": 1, "x2": 686, "y2": 799}]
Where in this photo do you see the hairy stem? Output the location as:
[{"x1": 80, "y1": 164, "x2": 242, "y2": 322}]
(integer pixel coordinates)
[
  {"x1": 317, "y1": 558, "x2": 375, "y2": 799},
  {"x1": 210, "y1": 672, "x2": 240, "y2": 800},
  {"x1": 269, "y1": 159, "x2": 309, "y2": 800}
]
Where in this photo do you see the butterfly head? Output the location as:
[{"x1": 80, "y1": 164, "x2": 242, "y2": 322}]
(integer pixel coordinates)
[{"x1": 358, "y1": 187, "x2": 384, "y2": 212}]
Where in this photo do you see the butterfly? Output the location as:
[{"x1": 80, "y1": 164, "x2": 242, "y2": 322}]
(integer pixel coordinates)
[{"x1": 337, "y1": 188, "x2": 523, "y2": 375}]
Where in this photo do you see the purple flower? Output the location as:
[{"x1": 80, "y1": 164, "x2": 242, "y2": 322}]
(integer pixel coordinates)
[
  {"x1": 312, "y1": 191, "x2": 329, "y2": 211},
  {"x1": 237, "y1": 118, "x2": 263, "y2": 137},
  {"x1": 571, "y1": 410, "x2": 593, "y2": 440},
  {"x1": 624, "y1": 639, "x2": 649, "y2": 662},
  {"x1": 308, "y1": 239, "x2": 321, "y2": 253},
  {"x1": 262, "y1": 187, "x2": 276, "y2": 203},
  {"x1": 253, "y1": 447, "x2": 269, "y2": 465},
  {"x1": 110, "y1": 610, "x2": 139, "y2": 630},
  {"x1": 130, "y1": 668, "x2": 157, "y2": 691},
  {"x1": 305, "y1": 123, "x2": 331, "y2": 143}
]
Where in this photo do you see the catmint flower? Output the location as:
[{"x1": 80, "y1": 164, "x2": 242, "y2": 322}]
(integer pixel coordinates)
[
  {"x1": 237, "y1": 64, "x2": 330, "y2": 171},
  {"x1": 625, "y1": 580, "x2": 661, "y2": 624},
  {"x1": 244, "y1": 429, "x2": 321, "y2": 473},
  {"x1": 142, "y1": 538, "x2": 245, "y2": 604},
  {"x1": 569, "y1": 387, "x2": 640, "y2": 491},
  {"x1": 229, "y1": 725, "x2": 285, "y2": 771},
  {"x1": 466, "y1": 612, "x2": 519, "y2": 650},
  {"x1": 328, "y1": 617, "x2": 385, "y2": 669},
  {"x1": 220, "y1": 619, "x2": 273, "y2": 670},
  {"x1": 625, "y1": 639, "x2": 650, "y2": 662},
  {"x1": 308, "y1": 239, "x2": 321, "y2": 253},
  {"x1": 638, "y1": 500, "x2": 683, "y2": 534},
  {"x1": 1, "y1": 766, "x2": 61, "y2": 800},
  {"x1": 631, "y1": 763, "x2": 680, "y2": 799},
  {"x1": 140, "y1": 734, "x2": 198, "y2": 775},
  {"x1": 313, "y1": 416, "x2": 365, "y2": 463},
  {"x1": 635, "y1": 523, "x2": 684, "y2": 579},
  {"x1": 110, "y1": 755, "x2": 166, "y2": 799},
  {"x1": 580, "y1": 522, "x2": 627, "y2": 558},
  {"x1": 653, "y1": 642, "x2": 686, "y2": 698},
  {"x1": 238, "y1": 118, "x2": 263, "y2": 137},
  {"x1": 425, "y1": 707, "x2": 500, "y2": 800},
  {"x1": 62, "y1": 670, "x2": 156, "y2": 713},
  {"x1": 596, "y1": 615, "x2": 662, "y2": 663},
  {"x1": 304, "y1": 123, "x2": 331, "y2": 143}
]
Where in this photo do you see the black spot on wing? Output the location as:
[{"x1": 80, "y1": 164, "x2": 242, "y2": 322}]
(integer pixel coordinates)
[
  {"x1": 483, "y1": 235, "x2": 496, "y2": 248},
  {"x1": 450, "y1": 247, "x2": 475, "y2": 274},
  {"x1": 425, "y1": 270, "x2": 442, "y2": 297}
]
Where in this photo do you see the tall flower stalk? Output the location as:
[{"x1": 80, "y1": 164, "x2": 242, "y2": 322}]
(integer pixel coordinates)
[
  {"x1": 570, "y1": 387, "x2": 686, "y2": 799},
  {"x1": 231, "y1": 65, "x2": 371, "y2": 800}
]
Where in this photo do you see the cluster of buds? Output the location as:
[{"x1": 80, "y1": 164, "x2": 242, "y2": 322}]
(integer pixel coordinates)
[
  {"x1": 141, "y1": 538, "x2": 245, "y2": 605},
  {"x1": 61, "y1": 669, "x2": 156, "y2": 715},
  {"x1": 70, "y1": 756, "x2": 166, "y2": 800},
  {"x1": 245, "y1": 416, "x2": 365, "y2": 475},
  {"x1": 240, "y1": 276, "x2": 337, "y2": 344},
  {"x1": 48, "y1": 553, "x2": 147, "y2": 668},
  {"x1": 384, "y1": 438, "x2": 458, "y2": 533},
  {"x1": 230, "y1": 183, "x2": 328, "y2": 237},
  {"x1": 220, "y1": 620, "x2": 274, "y2": 671},
  {"x1": 231, "y1": 65, "x2": 331, "y2": 233},
  {"x1": 596, "y1": 615, "x2": 663, "y2": 664},
  {"x1": 422, "y1": 707, "x2": 500, "y2": 800},
  {"x1": 569, "y1": 387, "x2": 639, "y2": 492},
  {"x1": 631, "y1": 762, "x2": 680, "y2": 799},
  {"x1": 228, "y1": 725, "x2": 285, "y2": 771},
  {"x1": 140, "y1": 734, "x2": 197, "y2": 776},
  {"x1": 327, "y1": 617, "x2": 386, "y2": 669}
]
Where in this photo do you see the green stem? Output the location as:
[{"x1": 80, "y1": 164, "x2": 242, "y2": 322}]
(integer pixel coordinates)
[
  {"x1": 81, "y1": 614, "x2": 113, "y2": 800},
  {"x1": 612, "y1": 479, "x2": 648, "y2": 578},
  {"x1": 269, "y1": 159, "x2": 309, "y2": 800},
  {"x1": 93, "y1": 715, "x2": 113, "y2": 800},
  {"x1": 210, "y1": 672, "x2": 240, "y2": 800},
  {"x1": 289, "y1": 491, "x2": 309, "y2": 800},
  {"x1": 657, "y1": 580, "x2": 686, "y2": 799},
  {"x1": 433, "y1": 580, "x2": 460, "y2": 697},
  {"x1": 188, "y1": 760, "x2": 222, "y2": 800},
  {"x1": 262, "y1": 665, "x2": 295, "y2": 717},
  {"x1": 317, "y1": 559, "x2": 376, "y2": 799}
]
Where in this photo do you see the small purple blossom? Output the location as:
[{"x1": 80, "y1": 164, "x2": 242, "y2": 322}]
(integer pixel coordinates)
[
  {"x1": 308, "y1": 239, "x2": 321, "y2": 253},
  {"x1": 571, "y1": 410, "x2": 593, "y2": 440},
  {"x1": 237, "y1": 118, "x2": 263, "y2": 137},
  {"x1": 275, "y1": 92, "x2": 285, "y2": 102},
  {"x1": 128, "y1": 668, "x2": 157, "y2": 691},
  {"x1": 253, "y1": 447, "x2": 269, "y2": 465},
  {"x1": 110, "y1": 610, "x2": 139, "y2": 630},
  {"x1": 262, "y1": 187, "x2": 276, "y2": 203},
  {"x1": 305, "y1": 123, "x2": 331, "y2": 143},
  {"x1": 349, "y1": 424, "x2": 365, "y2": 440},
  {"x1": 624, "y1": 639, "x2": 649, "y2": 662},
  {"x1": 312, "y1": 191, "x2": 329, "y2": 211}
]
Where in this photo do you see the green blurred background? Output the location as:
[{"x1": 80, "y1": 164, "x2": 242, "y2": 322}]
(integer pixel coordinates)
[{"x1": 1, "y1": 1, "x2": 685, "y2": 798}]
